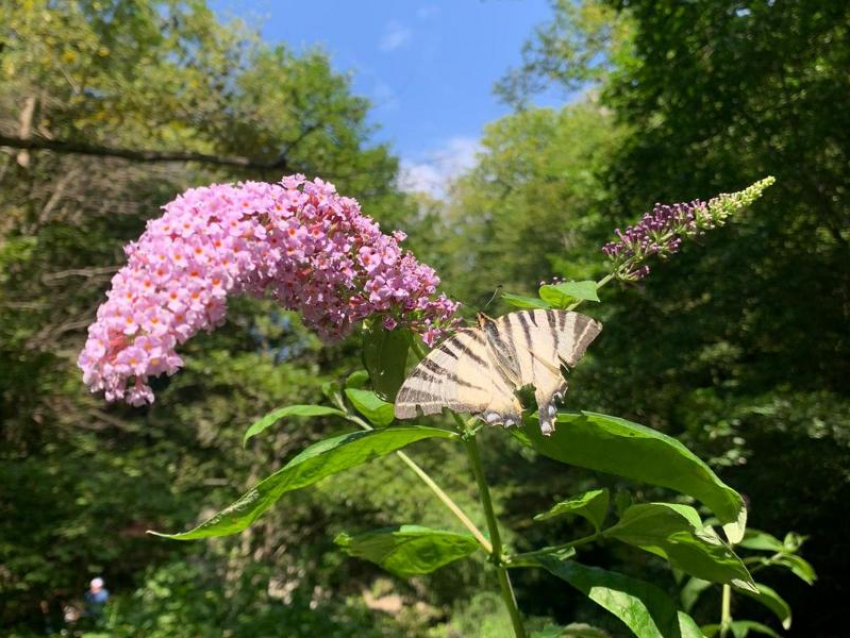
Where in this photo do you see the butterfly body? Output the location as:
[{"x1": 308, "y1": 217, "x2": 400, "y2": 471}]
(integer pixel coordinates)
[{"x1": 395, "y1": 310, "x2": 602, "y2": 435}]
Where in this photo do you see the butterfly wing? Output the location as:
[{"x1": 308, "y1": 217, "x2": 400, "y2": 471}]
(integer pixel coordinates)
[
  {"x1": 394, "y1": 328, "x2": 523, "y2": 425},
  {"x1": 493, "y1": 310, "x2": 602, "y2": 435}
]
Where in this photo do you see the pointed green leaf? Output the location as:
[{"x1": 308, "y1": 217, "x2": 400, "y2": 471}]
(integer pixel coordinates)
[
  {"x1": 243, "y1": 404, "x2": 345, "y2": 445},
  {"x1": 536, "y1": 557, "x2": 702, "y2": 638},
  {"x1": 345, "y1": 370, "x2": 370, "y2": 389},
  {"x1": 606, "y1": 503, "x2": 755, "y2": 591},
  {"x1": 533, "y1": 624, "x2": 612, "y2": 638},
  {"x1": 502, "y1": 292, "x2": 553, "y2": 309},
  {"x1": 775, "y1": 553, "x2": 816, "y2": 585},
  {"x1": 539, "y1": 281, "x2": 600, "y2": 308},
  {"x1": 154, "y1": 426, "x2": 456, "y2": 540},
  {"x1": 345, "y1": 388, "x2": 395, "y2": 427},
  {"x1": 518, "y1": 411, "x2": 747, "y2": 542},
  {"x1": 335, "y1": 525, "x2": 480, "y2": 577},
  {"x1": 739, "y1": 529, "x2": 785, "y2": 553},
  {"x1": 680, "y1": 577, "x2": 712, "y2": 613},
  {"x1": 730, "y1": 620, "x2": 782, "y2": 638},
  {"x1": 534, "y1": 488, "x2": 610, "y2": 531},
  {"x1": 362, "y1": 322, "x2": 411, "y2": 401},
  {"x1": 738, "y1": 582, "x2": 791, "y2": 629},
  {"x1": 510, "y1": 546, "x2": 577, "y2": 568}
]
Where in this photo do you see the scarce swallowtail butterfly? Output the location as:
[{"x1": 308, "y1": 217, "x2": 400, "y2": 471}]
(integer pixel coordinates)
[{"x1": 395, "y1": 310, "x2": 602, "y2": 435}]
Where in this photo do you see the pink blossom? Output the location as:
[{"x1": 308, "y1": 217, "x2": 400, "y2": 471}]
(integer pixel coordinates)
[{"x1": 79, "y1": 175, "x2": 458, "y2": 405}]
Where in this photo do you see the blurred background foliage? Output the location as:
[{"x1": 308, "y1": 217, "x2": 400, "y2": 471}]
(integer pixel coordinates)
[{"x1": 1, "y1": 0, "x2": 846, "y2": 636}]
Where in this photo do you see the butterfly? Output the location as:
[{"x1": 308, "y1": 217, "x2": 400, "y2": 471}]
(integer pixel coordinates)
[{"x1": 394, "y1": 310, "x2": 602, "y2": 435}]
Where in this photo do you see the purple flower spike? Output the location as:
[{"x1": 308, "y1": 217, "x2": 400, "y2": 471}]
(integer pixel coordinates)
[{"x1": 600, "y1": 178, "x2": 776, "y2": 281}]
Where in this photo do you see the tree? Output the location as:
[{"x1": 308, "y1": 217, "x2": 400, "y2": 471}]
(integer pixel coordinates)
[{"x1": 491, "y1": 1, "x2": 849, "y2": 633}]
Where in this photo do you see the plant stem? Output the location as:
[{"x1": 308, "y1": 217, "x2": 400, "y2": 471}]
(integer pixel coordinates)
[
  {"x1": 343, "y1": 413, "x2": 492, "y2": 553},
  {"x1": 720, "y1": 584, "x2": 732, "y2": 638},
  {"x1": 464, "y1": 431, "x2": 527, "y2": 638}
]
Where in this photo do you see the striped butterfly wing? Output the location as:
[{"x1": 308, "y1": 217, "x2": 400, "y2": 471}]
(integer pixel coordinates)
[
  {"x1": 394, "y1": 328, "x2": 523, "y2": 425},
  {"x1": 492, "y1": 309, "x2": 602, "y2": 434}
]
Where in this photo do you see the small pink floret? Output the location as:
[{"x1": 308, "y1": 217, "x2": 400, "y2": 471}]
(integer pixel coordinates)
[{"x1": 78, "y1": 175, "x2": 458, "y2": 405}]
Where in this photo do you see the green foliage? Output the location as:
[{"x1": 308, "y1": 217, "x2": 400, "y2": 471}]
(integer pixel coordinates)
[
  {"x1": 538, "y1": 281, "x2": 600, "y2": 308},
  {"x1": 362, "y1": 322, "x2": 412, "y2": 402},
  {"x1": 534, "y1": 488, "x2": 610, "y2": 532},
  {"x1": 335, "y1": 525, "x2": 480, "y2": 577},
  {"x1": 243, "y1": 404, "x2": 345, "y2": 445},
  {"x1": 517, "y1": 411, "x2": 746, "y2": 540},
  {"x1": 534, "y1": 557, "x2": 701, "y2": 638},
  {"x1": 157, "y1": 426, "x2": 457, "y2": 540},
  {"x1": 345, "y1": 389, "x2": 396, "y2": 427},
  {"x1": 605, "y1": 504, "x2": 755, "y2": 591}
]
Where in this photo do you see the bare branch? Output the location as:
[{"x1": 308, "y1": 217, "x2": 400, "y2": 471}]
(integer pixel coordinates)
[{"x1": 0, "y1": 133, "x2": 300, "y2": 172}]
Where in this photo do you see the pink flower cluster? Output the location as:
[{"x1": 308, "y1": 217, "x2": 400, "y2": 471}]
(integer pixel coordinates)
[{"x1": 78, "y1": 175, "x2": 458, "y2": 405}]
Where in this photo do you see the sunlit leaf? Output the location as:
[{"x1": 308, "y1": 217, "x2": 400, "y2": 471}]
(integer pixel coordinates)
[
  {"x1": 680, "y1": 576, "x2": 712, "y2": 613},
  {"x1": 345, "y1": 388, "x2": 395, "y2": 427},
  {"x1": 154, "y1": 426, "x2": 456, "y2": 540},
  {"x1": 738, "y1": 582, "x2": 791, "y2": 629},
  {"x1": 532, "y1": 623, "x2": 612, "y2": 637},
  {"x1": 345, "y1": 370, "x2": 370, "y2": 389},
  {"x1": 539, "y1": 280, "x2": 599, "y2": 307},
  {"x1": 518, "y1": 411, "x2": 747, "y2": 542},
  {"x1": 335, "y1": 525, "x2": 480, "y2": 577},
  {"x1": 536, "y1": 557, "x2": 702, "y2": 638},
  {"x1": 362, "y1": 321, "x2": 411, "y2": 401},
  {"x1": 534, "y1": 488, "x2": 609, "y2": 531},
  {"x1": 730, "y1": 620, "x2": 782, "y2": 638},
  {"x1": 243, "y1": 404, "x2": 345, "y2": 445},
  {"x1": 502, "y1": 292, "x2": 552, "y2": 309},
  {"x1": 606, "y1": 503, "x2": 756, "y2": 591},
  {"x1": 739, "y1": 529, "x2": 785, "y2": 552},
  {"x1": 775, "y1": 554, "x2": 816, "y2": 585}
]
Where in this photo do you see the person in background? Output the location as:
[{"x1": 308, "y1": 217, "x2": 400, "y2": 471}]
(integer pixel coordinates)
[{"x1": 83, "y1": 577, "x2": 110, "y2": 623}]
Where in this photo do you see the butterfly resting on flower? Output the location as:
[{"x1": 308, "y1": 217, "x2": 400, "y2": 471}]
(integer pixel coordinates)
[{"x1": 395, "y1": 310, "x2": 602, "y2": 435}]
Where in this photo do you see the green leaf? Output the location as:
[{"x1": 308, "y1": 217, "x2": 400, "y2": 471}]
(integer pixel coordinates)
[
  {"x1": 362, "y1": 321, "x2": 411, "y2": 402},
  {"x1": 345, "y1": 388, "x2": 395, "y2": 427},
  {"x1": 702, "y1": 624, "x2": 719, "y2": 637},
  {"x1": 680, "y1": 577, "x2": 712, "y2": 613},
  {"x1": 534, "y1": 488, "x2": 609, "y2": 531},
  {"x1": 153, "y1": 426, "x2": 456, "y2": 540},
  {"x1": 539, "y1": 281, "x2": 600, "y2": 307},
  {"x1": 739, "y1": 529, "x2": 785, "y2": 552},
  {"x1": 775, "y1": 553, "x2": 816, "y2": 585},
  {"x1": 502, "y1": 292, "x2": 553, "y2": 309},
  {"x1": 536, "y1": 557, "x2": 702, "y2": 638},
  {"x1": 335, "y1": 525, "x2": 480, "y2": 577},
  {"x1": 738, "y1": 582, "x2": 791, "y2": 629},
  {"x1": 518, "y1": 411, "x2": 747, "y2": 542},
  {"x1": 729, "y1": 620, "x2": 782, "y2": 638},
  {"x1": 510, "y1": 546, "x2": 577, "y2": 568},
  {"x1": 532, "y1": 623, "x2": 612, "y2": 638},
  {"x1": 605, "y1": 503, "x2": 756, "y2": 591},
  {"x1": 345, "y1": 370, "x2": 370, "y2": 389},
  {"x1": 243, "y1": 404, "x2": 345, "y2": 445}
]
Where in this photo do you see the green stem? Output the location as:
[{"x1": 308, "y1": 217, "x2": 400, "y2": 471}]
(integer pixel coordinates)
[
  {"x1": 464, "y1": 432, "x2": 527, "y2": 638},
  {"x1": 720, "y1": 584, "x2": 732, "y2": 638},
  {"x1": 343, "y1": 413, "x2": 492, "y2": 553}
]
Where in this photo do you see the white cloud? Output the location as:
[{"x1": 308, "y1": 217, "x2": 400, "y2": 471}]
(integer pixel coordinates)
[
  {"x1": 379, "y1": 21, "x2": 412, "y2": 52},
  {"x1": 416, "y1": 4, "x2": 440, "y2": 20},
  {"x1": 399, "y1": 136, "x2": 482, "y2": 199}
]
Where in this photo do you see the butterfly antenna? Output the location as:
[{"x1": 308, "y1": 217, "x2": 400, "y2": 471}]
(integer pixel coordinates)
[{"x1": 482, "y1": 285, "x2": 503, "y2": 312}]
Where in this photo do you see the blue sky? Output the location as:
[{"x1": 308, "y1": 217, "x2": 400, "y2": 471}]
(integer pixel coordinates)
[{"x1": 213, "y1": 0, "x2": 565, "y2": 196}]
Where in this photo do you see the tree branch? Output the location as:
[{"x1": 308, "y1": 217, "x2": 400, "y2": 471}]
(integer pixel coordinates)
[{"x1": 0, "y1": 133, "x2": 300, "y2": 172}]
